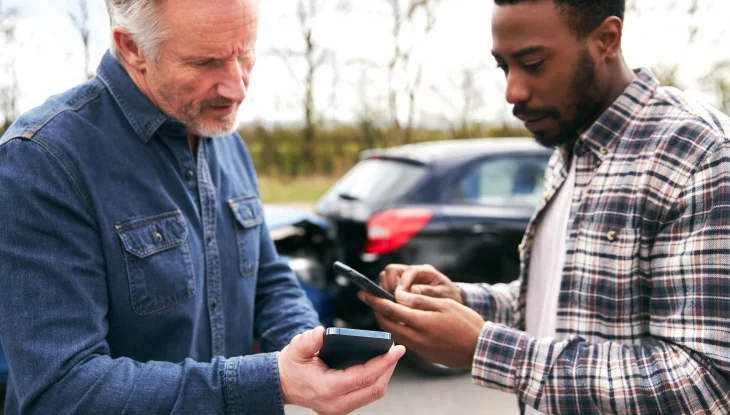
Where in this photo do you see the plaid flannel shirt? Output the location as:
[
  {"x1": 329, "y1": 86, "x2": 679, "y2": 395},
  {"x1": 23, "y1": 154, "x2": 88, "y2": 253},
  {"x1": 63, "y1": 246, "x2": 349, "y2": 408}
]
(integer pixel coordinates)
[{"x1": 458, "y1": 69, "x2": 730, "y2": 414}]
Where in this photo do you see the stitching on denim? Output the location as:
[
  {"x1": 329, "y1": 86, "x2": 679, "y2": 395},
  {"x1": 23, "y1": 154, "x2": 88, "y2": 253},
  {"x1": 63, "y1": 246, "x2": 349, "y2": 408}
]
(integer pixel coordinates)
[
  {"x1": 114, "y1": 211, "x2": 183, "y2": 232},
  {"x1": 271, "y1": 352, "x2": 285, "y2": 415},
  {"x1": 224, "y1": 358, "x2": 243, "y2": 414}
]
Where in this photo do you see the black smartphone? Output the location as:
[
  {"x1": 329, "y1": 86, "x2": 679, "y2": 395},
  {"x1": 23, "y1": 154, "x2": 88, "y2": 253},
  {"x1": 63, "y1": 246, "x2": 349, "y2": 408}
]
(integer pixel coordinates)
[
  {"x1": 332, "y1": 261, "x2": 396, "y2": 302},
  {"x1": 318, "y1": 327, "x2": 393, "y2": 369}
]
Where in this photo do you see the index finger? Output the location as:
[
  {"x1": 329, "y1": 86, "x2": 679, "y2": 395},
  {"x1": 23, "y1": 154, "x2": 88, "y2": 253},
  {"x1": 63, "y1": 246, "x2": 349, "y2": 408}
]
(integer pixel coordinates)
[
  {"x1": 397, "y1": 265, "x2": 438, "y2": 293},
  {"x1": 380, "y1": 264, "x2": 407, "y2": 293}
]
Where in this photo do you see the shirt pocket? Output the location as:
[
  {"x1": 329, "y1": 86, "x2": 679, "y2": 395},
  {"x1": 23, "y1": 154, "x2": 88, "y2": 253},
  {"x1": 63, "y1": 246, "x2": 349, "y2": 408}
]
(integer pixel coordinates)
[
  {"x1": 570, "y1": 221, "x2": 642, "y2": 318},
  {"x1": 228, "y1": 195, "x2": 264, "y2": 277},
  {"x1": 116, "y1": 211, "x2": 196, "y2": 315}
]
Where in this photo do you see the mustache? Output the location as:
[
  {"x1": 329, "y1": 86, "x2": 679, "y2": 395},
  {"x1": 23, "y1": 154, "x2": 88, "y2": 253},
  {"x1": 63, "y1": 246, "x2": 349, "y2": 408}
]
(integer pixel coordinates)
[
  {"x1": 201, "y1": 96, "x2": 236, "y2": 110},
  {"x1": 513, "y1": 104, "x2": 560, "y2": 120}
]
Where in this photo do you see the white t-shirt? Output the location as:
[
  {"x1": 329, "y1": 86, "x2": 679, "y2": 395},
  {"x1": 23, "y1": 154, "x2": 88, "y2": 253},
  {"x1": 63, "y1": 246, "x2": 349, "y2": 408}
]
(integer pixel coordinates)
[{"x1": 523, "y1": 157, "x2": 576, "y2": 415}]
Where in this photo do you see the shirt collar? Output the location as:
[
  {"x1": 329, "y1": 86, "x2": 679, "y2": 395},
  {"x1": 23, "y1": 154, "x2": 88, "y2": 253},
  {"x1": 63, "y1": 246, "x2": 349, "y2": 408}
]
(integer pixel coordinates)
[
  {"x1": 574, "y1": 68, "x2": 660, "y2": 159},
  {"x1": 96, "y1": 50, "x2": 186, "y2": 142}
]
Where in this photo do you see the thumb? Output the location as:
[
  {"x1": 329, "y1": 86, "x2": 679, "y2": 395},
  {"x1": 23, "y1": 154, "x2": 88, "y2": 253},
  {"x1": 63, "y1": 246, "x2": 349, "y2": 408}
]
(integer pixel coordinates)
[
  {"x1": 395, "y1": 290, "x2": 443, "y2": 311},
  {"x1": 410, "y1": 284, "x2": 446, "y2": 298},
  {"x1": 291, "y1": 326, "x2": 325, "y2": 361}
]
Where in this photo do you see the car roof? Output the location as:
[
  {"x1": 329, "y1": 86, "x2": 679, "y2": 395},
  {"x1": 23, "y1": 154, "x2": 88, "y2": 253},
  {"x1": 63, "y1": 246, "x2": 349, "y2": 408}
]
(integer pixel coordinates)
[{"x1": 360, "y1": 137, "x2": 551, "y2": 165}]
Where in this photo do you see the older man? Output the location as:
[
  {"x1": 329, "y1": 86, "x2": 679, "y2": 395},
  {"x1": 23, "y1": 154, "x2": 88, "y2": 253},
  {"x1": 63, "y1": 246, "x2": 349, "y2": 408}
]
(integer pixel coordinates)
[
  {"x1": 362, "y1": 0, "x2": 730, "y2": 414},
  {"x1": 0, "y1": 1, "x2": 403, "y2": 414}
]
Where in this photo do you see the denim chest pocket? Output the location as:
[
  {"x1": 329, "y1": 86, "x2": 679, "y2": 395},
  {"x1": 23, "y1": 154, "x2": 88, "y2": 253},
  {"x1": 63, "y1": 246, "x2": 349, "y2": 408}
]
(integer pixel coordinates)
[
  {"x1": 229, "y1": 196, "x2": 264, "y2": 277},
  {"x1": 116, "y1": 211, "x2": 196, "y2": 315}
]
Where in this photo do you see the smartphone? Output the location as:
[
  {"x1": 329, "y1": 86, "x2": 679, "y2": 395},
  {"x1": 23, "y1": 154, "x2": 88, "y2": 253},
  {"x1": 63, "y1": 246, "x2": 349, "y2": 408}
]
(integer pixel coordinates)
[
  {"x1": 332, "y1": 261, "x2": 396, "y2": 302},
  {"x1": 318, "y1": 327, "x2": 393, "y2": 369}
]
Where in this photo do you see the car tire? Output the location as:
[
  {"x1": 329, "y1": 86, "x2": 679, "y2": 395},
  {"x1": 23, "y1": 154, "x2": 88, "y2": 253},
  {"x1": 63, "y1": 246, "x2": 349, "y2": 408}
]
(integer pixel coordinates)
[{"x1": 402, "y1": 349, "x2": 468, "y2": 376}]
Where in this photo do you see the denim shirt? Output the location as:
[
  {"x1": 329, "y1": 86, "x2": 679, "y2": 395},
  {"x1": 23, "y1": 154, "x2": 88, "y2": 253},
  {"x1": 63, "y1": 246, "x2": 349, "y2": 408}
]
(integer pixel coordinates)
[{"x1": 0, "y1": 51, "x2": 320, "y2": 414}]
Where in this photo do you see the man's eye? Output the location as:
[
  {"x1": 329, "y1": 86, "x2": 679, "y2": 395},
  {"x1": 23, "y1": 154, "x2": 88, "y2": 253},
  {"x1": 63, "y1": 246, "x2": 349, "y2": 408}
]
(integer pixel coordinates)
[
  {"x1": 194, "y1": 59, "x2": 215, "y2": 67},
  {"x1": 497, "y1": 64, "x2": 508, "y2": 74},
  {"x1": 524, "y1": 61, "x2": 544, "y2": 72}
]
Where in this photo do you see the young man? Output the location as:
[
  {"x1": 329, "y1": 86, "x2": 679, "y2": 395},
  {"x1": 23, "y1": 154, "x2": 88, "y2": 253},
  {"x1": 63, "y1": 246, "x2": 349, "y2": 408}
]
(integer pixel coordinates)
[
  {"x1": 361, "y1": 1, "x2": 730, "y2": 413},
  {"x1": 0, "y1": 1, "x2": 404, "y2": 414}
]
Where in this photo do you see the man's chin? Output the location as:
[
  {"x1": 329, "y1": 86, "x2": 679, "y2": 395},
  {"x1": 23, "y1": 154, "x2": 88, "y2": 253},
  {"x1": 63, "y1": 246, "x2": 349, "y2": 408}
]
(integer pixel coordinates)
[
  {"x1": 531, "y1": 129, "x2": 577, "y2": 149},
  {"x1": 188, "y1": 119, "x2": 238, "y2": 138}
]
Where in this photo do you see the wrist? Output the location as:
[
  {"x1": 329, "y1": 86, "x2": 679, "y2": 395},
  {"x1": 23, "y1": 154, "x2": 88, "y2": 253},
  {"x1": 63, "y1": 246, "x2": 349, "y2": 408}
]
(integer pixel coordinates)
[{"x1": 277, "y1": 349, "x2": 293, "y2": 405}]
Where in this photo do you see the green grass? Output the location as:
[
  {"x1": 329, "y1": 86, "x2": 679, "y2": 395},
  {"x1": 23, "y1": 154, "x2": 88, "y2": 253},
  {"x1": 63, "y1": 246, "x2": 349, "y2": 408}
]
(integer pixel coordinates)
[{"x1": 258, "y1": 175, "x2": 339, "y2": 203}]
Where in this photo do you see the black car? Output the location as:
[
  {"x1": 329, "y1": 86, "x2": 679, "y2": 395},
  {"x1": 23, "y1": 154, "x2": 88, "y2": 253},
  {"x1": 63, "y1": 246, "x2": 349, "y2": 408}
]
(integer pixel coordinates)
[{"x1": 316, "y1": 137, "x2": 552, "y2": 328}]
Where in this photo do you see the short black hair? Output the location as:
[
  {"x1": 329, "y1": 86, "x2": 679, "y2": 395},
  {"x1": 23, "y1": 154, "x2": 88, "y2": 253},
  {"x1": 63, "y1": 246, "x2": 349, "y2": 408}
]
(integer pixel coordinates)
[{"x1": 494, "y1": 0, "x2": 625, "y2": 38}]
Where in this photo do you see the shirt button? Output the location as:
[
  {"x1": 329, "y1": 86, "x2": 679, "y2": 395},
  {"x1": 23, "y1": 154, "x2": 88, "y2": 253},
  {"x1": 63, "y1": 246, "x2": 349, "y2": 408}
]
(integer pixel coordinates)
[
  {"x1": 186, "y1": 170, "x2": 195, "y2": 180},
  {"x1": 211, "y1": 297, "x2": 218, "y2": 309},
  {"x1": 206, "y1": 233, "x2": 214, "y2": 244},
  {"x1": 543, "y1": 191, "x2": 550, "y2": 201},
  {"x1": 154, "y1": 232, "x2": 163, "y2": 243},
  {"x1": 517, "y1": 244, "x2": 523, "y2": 254},
  {"x1": 600, "y1": 147, "x2": 609, "y2": 155},
  {"x1": 606, "y1": 230, "x2": 617, "y2": 242}
]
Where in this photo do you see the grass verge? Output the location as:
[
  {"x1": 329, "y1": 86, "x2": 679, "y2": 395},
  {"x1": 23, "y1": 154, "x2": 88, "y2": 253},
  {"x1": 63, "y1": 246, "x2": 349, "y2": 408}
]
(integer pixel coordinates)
[{"x1": 258, "y1": 175, "x2": 339, "y2": 203}]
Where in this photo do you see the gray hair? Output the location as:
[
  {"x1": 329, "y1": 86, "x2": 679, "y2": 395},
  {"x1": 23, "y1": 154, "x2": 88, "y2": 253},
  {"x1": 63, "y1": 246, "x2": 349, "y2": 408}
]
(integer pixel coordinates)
[{"x1": 105, "y1": 0, "x2": 168, "y2": 63}]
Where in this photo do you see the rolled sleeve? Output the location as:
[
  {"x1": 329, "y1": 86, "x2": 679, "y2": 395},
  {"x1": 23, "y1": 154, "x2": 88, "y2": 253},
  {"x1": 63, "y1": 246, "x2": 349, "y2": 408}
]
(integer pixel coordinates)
[
  {"x1": 471, "y1": 322, "x2": 527, "y2": 393},
  {"x1": 223, "y1": 352, "x2": 285, "y2": 415},
  {"x1": 455, "y1": 281, "x2": 522, "y2": 327}
]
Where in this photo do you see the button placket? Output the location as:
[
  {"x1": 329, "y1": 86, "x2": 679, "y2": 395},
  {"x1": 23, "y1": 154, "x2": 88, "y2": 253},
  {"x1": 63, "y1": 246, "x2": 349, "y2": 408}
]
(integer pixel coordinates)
[{"x1": 196, "y1": 141, "x2": 225, "y2": 357}]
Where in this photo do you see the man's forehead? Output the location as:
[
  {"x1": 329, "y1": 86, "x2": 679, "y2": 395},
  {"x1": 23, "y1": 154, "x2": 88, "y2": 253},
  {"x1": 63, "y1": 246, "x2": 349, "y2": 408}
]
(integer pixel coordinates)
[
  {"x1": 161, "y1": 0, "x2": 259, "y2": 56},
  {"x1": 491, "y1": 1, "x2": 570, "y2": 55}
]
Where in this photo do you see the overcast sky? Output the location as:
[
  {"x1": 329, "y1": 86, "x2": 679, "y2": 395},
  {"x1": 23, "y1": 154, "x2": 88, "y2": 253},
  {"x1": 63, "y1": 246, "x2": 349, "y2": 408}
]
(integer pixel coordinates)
[{"x1": 2, "y1": 0, "x2": 728, "y2": 127}]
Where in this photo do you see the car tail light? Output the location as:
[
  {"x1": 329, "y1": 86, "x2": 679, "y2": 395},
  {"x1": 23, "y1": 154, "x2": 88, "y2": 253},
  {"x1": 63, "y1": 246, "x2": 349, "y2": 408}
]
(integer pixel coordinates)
[{"x1": 364, "y1": 208, "x2": 433, "y2": 254}]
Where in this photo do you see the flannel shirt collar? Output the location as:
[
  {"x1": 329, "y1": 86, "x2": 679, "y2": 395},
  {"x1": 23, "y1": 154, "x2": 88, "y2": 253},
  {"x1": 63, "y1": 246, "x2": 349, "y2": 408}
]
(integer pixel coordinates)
[{"x1": 574, "y1": 68, "x2": 660, "y2": 160}]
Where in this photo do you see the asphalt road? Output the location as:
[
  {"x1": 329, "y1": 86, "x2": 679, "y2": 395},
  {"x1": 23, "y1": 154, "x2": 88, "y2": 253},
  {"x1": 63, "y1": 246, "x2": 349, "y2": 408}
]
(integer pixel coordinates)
[{"x1": 285, "y1": 362, "x2": 518, "y2": 415}]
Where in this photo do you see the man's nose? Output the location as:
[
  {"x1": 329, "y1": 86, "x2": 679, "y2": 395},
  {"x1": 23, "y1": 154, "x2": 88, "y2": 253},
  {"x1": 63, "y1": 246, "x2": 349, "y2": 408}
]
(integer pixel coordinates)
[
  {"x1": 505, "y1": 71, "x2": 531, "y2": 105},
  {"x1": 217, "y1": 59, "x2": 247, "y2": 103}
]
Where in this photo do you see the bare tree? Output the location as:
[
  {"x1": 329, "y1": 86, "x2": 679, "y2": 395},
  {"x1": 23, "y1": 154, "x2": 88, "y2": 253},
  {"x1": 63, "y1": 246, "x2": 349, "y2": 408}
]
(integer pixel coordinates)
[
  {"x1": 430, "y1": 67, "x2": 489, "y2": 138},
  {"x1": 384, "y1": 0, "x2": 443, "y2": 145},
  {"x1": 353, "y1": 59, "x2": 386, "y2": 151},
  {"x1": 0, "y1": 0, "x2": 19, "y2": 131},
  {"x1": 68, "y1": 0, "x2": 93, "y2": 80},
  {"x1": 628, "y1": 0, "x2": 727, "y2": 92},
  {"x1": 268, "y1": 0, "x2": 348, "y2": 175}
]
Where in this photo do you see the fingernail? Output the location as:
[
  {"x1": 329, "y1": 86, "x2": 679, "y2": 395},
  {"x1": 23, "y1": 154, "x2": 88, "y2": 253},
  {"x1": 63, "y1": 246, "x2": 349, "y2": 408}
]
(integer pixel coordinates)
[
  {"x1": 396, "y1": 290, "x2": 410, "y2": 301},
  {"x1": 357, "y1": 291, "x2": 366, "y2": 302}
]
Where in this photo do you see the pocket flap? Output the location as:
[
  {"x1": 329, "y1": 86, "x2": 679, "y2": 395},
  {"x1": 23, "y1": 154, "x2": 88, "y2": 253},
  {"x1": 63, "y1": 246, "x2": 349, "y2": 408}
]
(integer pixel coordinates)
[
  {"x1": 116, "y1": 211, "x2": 188, "y2": 258},
  {"x1": 229, "y1": 196, "x2": 264, "y2": 228}
]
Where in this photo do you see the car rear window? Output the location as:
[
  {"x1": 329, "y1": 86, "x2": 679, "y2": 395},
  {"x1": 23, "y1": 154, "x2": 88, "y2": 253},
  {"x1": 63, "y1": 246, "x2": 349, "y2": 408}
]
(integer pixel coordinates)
[
  {"x1": 451, "y1": 154, "x2": 550, "y2": 208},
  {"x1": 320, "y1": 158, "x2": 427, "y2": 206}
]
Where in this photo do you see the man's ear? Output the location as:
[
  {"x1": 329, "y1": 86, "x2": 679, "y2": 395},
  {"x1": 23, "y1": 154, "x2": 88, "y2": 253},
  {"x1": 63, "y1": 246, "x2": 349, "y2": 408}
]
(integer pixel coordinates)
[
  {"x1": 112, "y1": 27, "x2": 149, "y2": 72},
  {"x1": 591, "y1": 16, "x2": 623, "y2": 61}
]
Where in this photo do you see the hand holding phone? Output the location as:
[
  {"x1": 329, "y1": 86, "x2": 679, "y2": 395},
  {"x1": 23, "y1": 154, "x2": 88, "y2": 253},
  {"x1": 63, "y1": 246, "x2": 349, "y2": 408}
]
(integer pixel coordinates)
[{"x1": 332, "y1": 261, "x2": 395, "y2": 302}]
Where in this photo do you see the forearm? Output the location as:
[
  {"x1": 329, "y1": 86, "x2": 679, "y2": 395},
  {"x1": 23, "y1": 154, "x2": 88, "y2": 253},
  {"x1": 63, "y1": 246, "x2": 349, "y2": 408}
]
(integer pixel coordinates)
[
  {"x1": 254, "y1": 225, "x2": 320, "y2": 352},
  {"x1": 456, "y1": 280, "x2": 522, "y2": 327},
  {"x1": 14, "y1": 353, "x2": 283, "y2": 415},
  {"x1": 472, "y1": 322, "x2": 730, "y2": 414}
]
